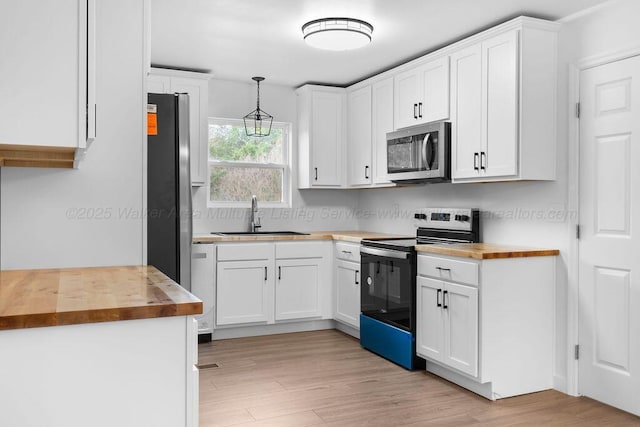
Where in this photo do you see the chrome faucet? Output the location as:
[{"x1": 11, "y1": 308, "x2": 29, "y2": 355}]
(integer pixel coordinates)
[{"x1": 250, "y1": 195, "x2": 261, "y2": 232}]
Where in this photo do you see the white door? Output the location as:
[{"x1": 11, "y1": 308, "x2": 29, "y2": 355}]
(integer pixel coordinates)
[
  {"x1": 416, "y1": 277, "x2": 444, "y2": 362},
  {"x1": 216, "y1": 260, "x2": 271, "y2": 325},
  {"x1": 419, "y1": 57, "x2": 450, "y2": 124},
  {"x1": 443, "y1": 282, "x2": 478, "y2": 377},
  {"x1": 481, "y1": 31, "x2": 518, "y2": 178},
  {"x1": 579, "y1": 55, "x2": 640, "y2": 416},
  {"x1": 394, "y1": 69, "x2": 420, "y2": 129},
  {"x1": 312, "y1": 91, "x2": 343, "y2": 186},
  {"x1": 275, "y1": 258, "x2": 321, "y2": 320},
  {"x1": 372, "y1": 77, "x2": 394, "y2": 184},
  {"x1": 335, "y1": 259, "x2": 360, "y2": 328},
  {"x1": 451, "y1": 43, "x2": 482, "y2": 179},
  {"x1": 347, "y1": 86, "x2": 372, "y2": 186}
]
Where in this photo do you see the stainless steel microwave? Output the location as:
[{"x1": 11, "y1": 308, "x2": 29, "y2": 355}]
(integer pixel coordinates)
[{"x1": 386, "y1": 121, "x2": 450, "y2": 183}]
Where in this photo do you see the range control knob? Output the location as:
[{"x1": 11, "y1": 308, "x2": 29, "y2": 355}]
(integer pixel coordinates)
[
  {"x1": 414, "y1": 213, "x2": 427, "y2": 220},
  {"x1": 367, "y1": 277, "x2": 373, "y2": 286},
  {"x1": 455, "y1": 214, "x2": 470, "y2": 222}
]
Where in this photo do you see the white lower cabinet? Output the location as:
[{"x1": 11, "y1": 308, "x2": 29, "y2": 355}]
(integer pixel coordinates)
[
  {"x1": 416, "y1": 252, "x2": 555, "y2": 400},
  {"x1": 334, "y1": 259, "x2": 360, "y2": 328},
  {"x1": 417, "y1": 277, "x2": 478, "y2": 377},
  {"x1": 275, "y1": 258, "x2": 323, "y2": 320},
  {"x1": 215, "y1": 241, "x2": 330, "y2": 328},
  {"x1": 216, "y1": 259, "x2": 272, "y2": 325},
  {"x1": 333, "y1": 241, "x2": 361, "y2": 331}
]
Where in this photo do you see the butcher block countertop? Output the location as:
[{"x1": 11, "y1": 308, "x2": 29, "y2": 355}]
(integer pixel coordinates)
[
  {"x1": 193, "y1": 231, "x2": 411, "y2": 243},
  {"x1": 0, "y1": 265, "x2": 202, "y2": 331},
  {"x1": 416, "y1": 243, "x2": 560, "y2": 260}
]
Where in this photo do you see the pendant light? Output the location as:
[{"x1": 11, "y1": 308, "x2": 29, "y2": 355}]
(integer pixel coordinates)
[
  {"x1": 302, "y1": 18, "x2": 373, "y2": 51},
  {"x1": 243, "y1": 77, "x2": 273, "y2": 137}
]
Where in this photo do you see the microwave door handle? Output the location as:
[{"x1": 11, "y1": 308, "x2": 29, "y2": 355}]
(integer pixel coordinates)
[{"x1": 421, "y1": 133, "x2": 430, "y2": 169}]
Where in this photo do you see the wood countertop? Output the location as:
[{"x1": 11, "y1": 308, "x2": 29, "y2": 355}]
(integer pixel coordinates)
[
  {"x1": 0, "y1": 265, "x2": 202, "y2": 331},
  {"x1": 192, "y1": 231, "x2": 412, "y2": 243},
  {"x1": 415, "y1": 243, "x2": 560, "y2": 260}
]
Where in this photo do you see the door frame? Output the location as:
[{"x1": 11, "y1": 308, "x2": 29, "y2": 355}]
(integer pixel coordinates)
[{"x1": 566, "y1": 44, "x2": 640, "y2": 397}]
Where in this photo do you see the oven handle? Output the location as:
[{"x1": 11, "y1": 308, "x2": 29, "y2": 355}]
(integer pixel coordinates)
[{"x1": 360, "y1": 246, "x2": 409, "y2": 259}]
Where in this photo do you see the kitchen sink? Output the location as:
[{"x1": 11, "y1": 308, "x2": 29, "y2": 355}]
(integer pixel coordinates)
[{"x1": 210, "y1": 231, "x2": 310, "y2": 236}]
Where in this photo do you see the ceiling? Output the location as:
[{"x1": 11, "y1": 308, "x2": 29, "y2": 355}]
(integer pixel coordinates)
[{"x1": 151, "y1": 0, "x2": 610, "y2": 88}]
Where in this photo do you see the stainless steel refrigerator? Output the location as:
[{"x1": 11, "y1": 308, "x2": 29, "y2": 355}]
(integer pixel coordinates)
[{"x1": 147, "y1": 93, "x2": 192, "y2": 291}]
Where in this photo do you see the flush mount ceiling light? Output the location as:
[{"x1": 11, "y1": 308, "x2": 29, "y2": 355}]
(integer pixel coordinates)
[
  {"x1": 302, "y1": 17, "x2": 373, "y2": 51},
  {"x1": 243, "y1": 76, "x2": 273, "y2": 137}
]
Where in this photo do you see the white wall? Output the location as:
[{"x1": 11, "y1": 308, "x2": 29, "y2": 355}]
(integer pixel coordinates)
[
  {"x1": 192, "y1": 79, "x2": 358, "y2": 234},
  {"x1": 0, "y1": 0, "x2": 146, "y2": 269}
]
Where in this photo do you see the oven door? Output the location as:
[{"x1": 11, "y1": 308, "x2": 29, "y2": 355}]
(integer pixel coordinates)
[{"x1": 360, "y1": 246, "x2": 416, "y2": 332}]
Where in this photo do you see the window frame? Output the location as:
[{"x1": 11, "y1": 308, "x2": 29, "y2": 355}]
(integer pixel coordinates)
[{"x1": 206, "y1": 117, "x2": 292, "y2": 209}]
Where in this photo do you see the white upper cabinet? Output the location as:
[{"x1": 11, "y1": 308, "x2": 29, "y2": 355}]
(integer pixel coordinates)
[
  {"x1": 147, "y1": 68, "x2": 210, "y2": 186},
  {"x1": 347, "y1": 86, "x2": 372, "y2": 186},
  {"x1": 296, "y1": 85, "x2": 346, "y2": 188},
  {"x1": 0, "y1": 0, "x2": 96, "y2": 167},
  {"x1": 394, "y1": 57, "x2": 450, "y2": 129},
  {"x1": 372, "y1": 77, "x2": 394, "y2": 185},
  {"x1": 450, "y1": 20, "x2": 559, "y2": 182},
  {"x1": 450, "y1": 44, "x2": 483, "y2": 179}
]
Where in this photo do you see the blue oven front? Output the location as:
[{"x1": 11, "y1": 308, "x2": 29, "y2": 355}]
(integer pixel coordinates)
[{"x1": 359, "y1": 243, "x2": 424, "y2": 370}]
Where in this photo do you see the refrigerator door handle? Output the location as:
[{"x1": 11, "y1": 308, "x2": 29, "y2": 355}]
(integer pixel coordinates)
[{"x1": 177, "y1": 93, "x2": 193, "y2": 292}]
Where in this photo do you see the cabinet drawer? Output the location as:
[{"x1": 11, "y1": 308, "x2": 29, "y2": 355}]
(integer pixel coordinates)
[
  {"x1": 418, "y1": 254, "x2": 478, "y2": 286},
  {"x1": 217, "y1": 243, "x2": 272, "y2": 261},
  {"x1": 335, "y1": 242, "x2": 361, "y2": 263},
  {"x1": 275, "y1": 241, "x2": 326, "y2": 259}
]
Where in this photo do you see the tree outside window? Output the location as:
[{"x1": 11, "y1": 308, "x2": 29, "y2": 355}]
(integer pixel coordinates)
[{"x1": 208, "y1": 118, "x2": 291, "y2": 207}]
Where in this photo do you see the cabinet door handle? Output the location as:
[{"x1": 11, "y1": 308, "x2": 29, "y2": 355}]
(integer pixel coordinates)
[
  {"x1": 264, "y1": 266, "x2": 268, "y2": 281},
  {"x1": 278, "y1": 266, "x2": 281, "y2": 280},
  {"x1": 480, "y1": 151, "x2": 486, "y2": 170},
  {"x1": 365, "y1": 165, "x2": 369, "y2": 179},
  {"x1": 413, "y1": 103, "x2": 418, "y2": 119},
  {"x1": 436, "y1": 289, "x2": 442, "y2": 307},
  {"x1": 443, "y1": 290, "x2": 449, "y2": 309},
  {"x1": 418, "y1": 102, "x2": 423, "y2": 118},
  {"x1": 314, "y1": 167, "x2": 318, "y2": 181},
  {"x1": 473, "y1": 153, "x2": 479, "y2": 171},
  {"x1": 355, "y1": 270, "x2": 359, "y2": 285}
]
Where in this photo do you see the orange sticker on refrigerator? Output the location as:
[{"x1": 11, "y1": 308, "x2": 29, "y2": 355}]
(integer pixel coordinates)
[{"x1": 147, "y1": 112, "x2": 158, "y2": 135}]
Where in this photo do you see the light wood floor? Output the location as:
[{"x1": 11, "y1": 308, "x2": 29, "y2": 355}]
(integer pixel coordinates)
[{"x1": 198, "y1": 329, "x2": 639, "y2": 426}]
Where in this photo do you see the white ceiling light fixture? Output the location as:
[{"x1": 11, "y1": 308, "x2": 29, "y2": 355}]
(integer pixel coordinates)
[{"x1": 302, "y1": 17, "x2": 373, "y2": 51}]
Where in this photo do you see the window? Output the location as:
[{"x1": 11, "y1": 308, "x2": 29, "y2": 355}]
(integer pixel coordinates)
[{"x1": 208, "y1": 118, "x2": 291, "y2": 207}]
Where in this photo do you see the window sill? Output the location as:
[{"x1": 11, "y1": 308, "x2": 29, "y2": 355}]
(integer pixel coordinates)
[{"x1": 207, "y1": 202, "x2": 292, "y2": 209}]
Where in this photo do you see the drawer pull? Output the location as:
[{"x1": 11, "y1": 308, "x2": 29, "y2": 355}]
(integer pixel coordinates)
[
  {"x1": 436, "y1": 266, "x2": 451, "y2": 272},
  {"x1": 342, "y1": 250, "x2": 352, "y2": 254}
]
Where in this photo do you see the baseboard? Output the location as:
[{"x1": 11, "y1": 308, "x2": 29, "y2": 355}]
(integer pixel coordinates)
[
  {"x1": 553, "y1": 374, "x2": 569, "y2": 395},
  {"x1": 426, "y1": 361, "x2": 495, "y2": 400},
  {"x1": 334, "y1": 321, "x2": 360, "y2": 339},
  {"x1": 212, "y1": 319, "x2": 336, "y2": 340}
]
